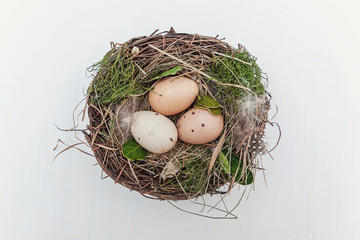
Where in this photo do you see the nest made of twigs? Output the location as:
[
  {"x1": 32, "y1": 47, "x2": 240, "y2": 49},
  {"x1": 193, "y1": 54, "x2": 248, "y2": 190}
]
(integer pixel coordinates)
[{"x1": 84, "y1": 28, "x2": 272, "y2": 201}]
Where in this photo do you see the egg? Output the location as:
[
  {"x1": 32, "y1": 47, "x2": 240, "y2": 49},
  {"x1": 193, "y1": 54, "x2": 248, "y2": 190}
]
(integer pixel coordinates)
[
  {"x1": 177, "y1": 108, "x2": 224, "y2": 144},
  {"x1": 131, "y1": 111, "x2": 178, "y2": 154},
  {"x1": 149, "y1": 76, "x2": 198, "y2": 116}
]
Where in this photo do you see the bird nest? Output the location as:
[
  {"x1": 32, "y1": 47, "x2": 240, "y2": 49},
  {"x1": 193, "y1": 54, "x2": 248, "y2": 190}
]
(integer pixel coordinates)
[{"x1": 81, "y1": 28, "x2": 277, "y2": 205}]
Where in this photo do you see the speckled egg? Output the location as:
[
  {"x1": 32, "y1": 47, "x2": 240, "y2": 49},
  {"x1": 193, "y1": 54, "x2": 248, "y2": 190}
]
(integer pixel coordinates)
[
  {"x1": 149, "y1": 76, "x2": 198, "y2": 116},
  {"x1": 177, "y1": 108, "x2": 224, "y2": 144},
  {"x1": 131, "y1": 111, "x2": 178, "y2": 154}
]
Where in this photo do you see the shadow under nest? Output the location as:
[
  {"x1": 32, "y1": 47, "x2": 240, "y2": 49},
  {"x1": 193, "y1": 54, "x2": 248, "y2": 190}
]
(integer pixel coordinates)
[{"x1": 84, "y1": 29, "x2": 271, "y2": 201}]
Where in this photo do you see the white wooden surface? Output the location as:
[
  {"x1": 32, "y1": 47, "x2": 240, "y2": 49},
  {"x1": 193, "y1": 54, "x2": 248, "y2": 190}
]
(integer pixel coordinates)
[{"x1": 1, "y1": 0, "x2": 360, "y2": 239}]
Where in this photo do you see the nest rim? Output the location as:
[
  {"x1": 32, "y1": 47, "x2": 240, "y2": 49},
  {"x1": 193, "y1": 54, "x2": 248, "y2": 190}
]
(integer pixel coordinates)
[{"x1": 84, "y1": 29, "x2": 270, "y2": 201}]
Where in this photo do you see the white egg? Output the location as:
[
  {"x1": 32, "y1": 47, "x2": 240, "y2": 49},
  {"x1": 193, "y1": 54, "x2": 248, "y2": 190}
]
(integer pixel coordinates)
[{"x1": 130, "y1": 111, "x2": 178, "y2": 154}]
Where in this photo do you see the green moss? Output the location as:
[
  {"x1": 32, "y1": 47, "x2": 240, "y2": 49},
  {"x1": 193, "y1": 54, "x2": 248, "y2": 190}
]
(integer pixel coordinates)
[
  {"x1": 170, "y1": 145, "x2": 213, "y2": 194},
  {"x1": 207, "y1": 50, "x2": 267, "y2": 101},
  {"x1": 87, "y1": 48, "x2": 145, "y2": 105},
  {"x1": 179, "y1": 158, "x2": 208, "y2": 193}
]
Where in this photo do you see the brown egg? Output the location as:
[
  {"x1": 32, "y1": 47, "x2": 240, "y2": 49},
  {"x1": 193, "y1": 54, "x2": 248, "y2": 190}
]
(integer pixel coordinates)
[
  {"x1": 177, "y1": 108, "x2": 224, "y2": 144},
  {"x1": 149, "y1": 76, "x2": 198, "y2": 116}
]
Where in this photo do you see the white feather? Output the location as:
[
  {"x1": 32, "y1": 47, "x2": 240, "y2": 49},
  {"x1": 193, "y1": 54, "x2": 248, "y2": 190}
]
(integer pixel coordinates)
[
  {"x1": 232, "y1": 93, "x2": 268, "y2": 152},
  {"x1": 115, "y1": 97, "x2": 138, "y2": 143}
]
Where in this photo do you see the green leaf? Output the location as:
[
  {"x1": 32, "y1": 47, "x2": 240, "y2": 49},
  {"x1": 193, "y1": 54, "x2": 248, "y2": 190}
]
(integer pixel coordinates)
[
  {"x1": 151, "y1": 66, "x2": 182, "y2": 81},
  {"x1": 209, "y1": 108, "x2": 222, "y2": 115},
  {"x1": 218, "y1": 151, "x2": 231, "y2": 174},
  {"x1": 194, "y1": 102, "x2": 205, "y2": 109},
  {"x1": 194, "y1": 102, "x2": 222, "y2": 116},
  {"x1": 218, "y1": 149, "x2": 253, "y2": 185},
  {"x1": 121, "y1": 139, "x2": 148, "y2": 161},
  {"x1": 238, "y1": 170, "x2": 253, "y2": 185},
  {"x1": 196, "y1": 95, "x2": 220, "y2": 108}
]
